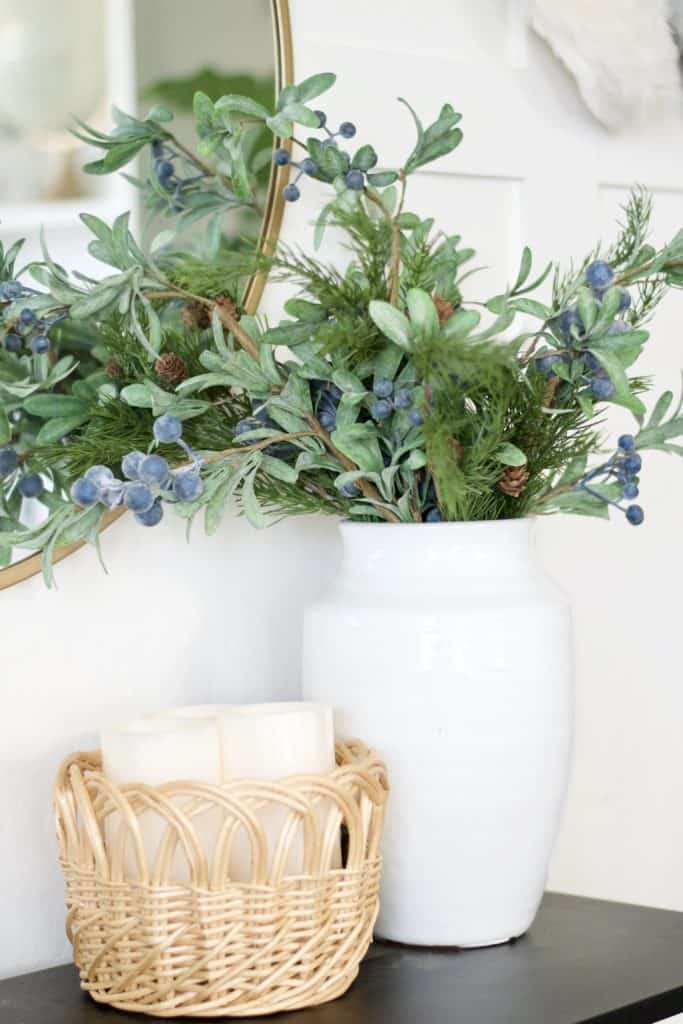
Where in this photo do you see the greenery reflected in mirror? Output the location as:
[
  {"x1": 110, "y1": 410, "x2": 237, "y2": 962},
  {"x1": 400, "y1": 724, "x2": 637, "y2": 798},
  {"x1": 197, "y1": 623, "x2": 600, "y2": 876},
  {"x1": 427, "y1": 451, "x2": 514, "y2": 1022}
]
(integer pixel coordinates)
[{"x1": 0, "y1": 0, "x2": 292, "y2": 585}]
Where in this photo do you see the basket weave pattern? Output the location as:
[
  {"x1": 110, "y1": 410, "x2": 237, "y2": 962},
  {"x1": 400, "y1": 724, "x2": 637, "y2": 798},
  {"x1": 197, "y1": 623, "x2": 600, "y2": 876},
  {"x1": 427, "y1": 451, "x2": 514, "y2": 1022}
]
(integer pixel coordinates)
[{"x1": 54, "y1": 740, "x2": 388, "y2": 1017}]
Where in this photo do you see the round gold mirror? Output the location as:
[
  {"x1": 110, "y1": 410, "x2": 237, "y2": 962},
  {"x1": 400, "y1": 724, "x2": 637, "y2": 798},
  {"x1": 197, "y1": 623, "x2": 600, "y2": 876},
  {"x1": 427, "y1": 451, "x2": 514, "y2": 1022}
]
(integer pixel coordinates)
[{"x1": 0, "y1": 0, "x2": 293, "y2": 590}]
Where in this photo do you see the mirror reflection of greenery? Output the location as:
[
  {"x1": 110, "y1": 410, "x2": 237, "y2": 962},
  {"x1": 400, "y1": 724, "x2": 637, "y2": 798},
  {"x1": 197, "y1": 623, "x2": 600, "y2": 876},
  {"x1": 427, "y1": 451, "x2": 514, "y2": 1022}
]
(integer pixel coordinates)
[{"x1": 2, "y1": 72, "x2": 683, "y2": 585}]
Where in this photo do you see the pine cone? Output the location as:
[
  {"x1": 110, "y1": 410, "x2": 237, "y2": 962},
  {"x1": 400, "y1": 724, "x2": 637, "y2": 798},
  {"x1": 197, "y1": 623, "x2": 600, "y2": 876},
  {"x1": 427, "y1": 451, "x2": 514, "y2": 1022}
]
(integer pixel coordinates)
[
  {"x1": 105, "y1": 358, "x2": 122, "y2": 378},
  {"x1": 181, "y1": 300, "x2": 211, "y2": 330},
  {"x1": 155, "y1": 352, "x2": 188, "y2": 386},
  {"x1": 498, "y1": 464, "x2": 529, "y2": 498},
  {"x1": 433, "y1": 296, "x2": 455, "y2": 325}
]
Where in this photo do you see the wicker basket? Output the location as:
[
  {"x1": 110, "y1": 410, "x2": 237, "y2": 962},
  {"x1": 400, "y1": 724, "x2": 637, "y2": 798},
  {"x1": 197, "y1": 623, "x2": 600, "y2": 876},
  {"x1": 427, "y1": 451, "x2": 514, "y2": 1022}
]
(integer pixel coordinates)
[{"x1": 54, "y1": 740, "x2": 388, "y2": 1018}]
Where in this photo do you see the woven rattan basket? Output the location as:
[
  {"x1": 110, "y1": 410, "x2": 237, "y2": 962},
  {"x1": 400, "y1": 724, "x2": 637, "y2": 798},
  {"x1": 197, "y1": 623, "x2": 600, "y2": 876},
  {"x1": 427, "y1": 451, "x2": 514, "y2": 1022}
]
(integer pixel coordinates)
[{"x1": 54, "y1": 740, "x2": 388, "y2": 1018}]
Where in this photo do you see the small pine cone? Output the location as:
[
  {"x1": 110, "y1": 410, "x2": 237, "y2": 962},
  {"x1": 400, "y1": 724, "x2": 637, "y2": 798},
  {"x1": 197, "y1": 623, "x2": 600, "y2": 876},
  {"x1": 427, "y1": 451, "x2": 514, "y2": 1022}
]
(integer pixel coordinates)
[
  {"x1": 498, "y1": 464, "x2": 529, "y2": 498},
  {"x1": 433, "y1": 296, "x2": 455, "y2": 325},
  {"x1": 182, "y1": 300, "x2": 211, "y2": 330},
  {"x1": 155, "y1": 351, "x2": 188, "y2": 386},
  {"x1": 105, "y1": 358, "x2": 121, "y2": 378}
]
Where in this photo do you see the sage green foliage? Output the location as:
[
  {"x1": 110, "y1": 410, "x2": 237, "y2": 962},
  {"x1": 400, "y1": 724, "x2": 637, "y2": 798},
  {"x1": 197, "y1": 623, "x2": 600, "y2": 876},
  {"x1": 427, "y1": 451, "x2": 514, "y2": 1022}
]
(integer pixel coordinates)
[{"x1": 2, "y1": 73, "x2": 683, "y2": 584}]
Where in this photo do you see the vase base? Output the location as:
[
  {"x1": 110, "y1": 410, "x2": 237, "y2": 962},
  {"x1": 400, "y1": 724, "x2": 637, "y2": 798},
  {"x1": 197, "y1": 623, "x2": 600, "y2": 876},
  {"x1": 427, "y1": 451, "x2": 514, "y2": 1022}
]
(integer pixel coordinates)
[{"x1": 373, "y1": 930, "x2": 528, "y2": 951}]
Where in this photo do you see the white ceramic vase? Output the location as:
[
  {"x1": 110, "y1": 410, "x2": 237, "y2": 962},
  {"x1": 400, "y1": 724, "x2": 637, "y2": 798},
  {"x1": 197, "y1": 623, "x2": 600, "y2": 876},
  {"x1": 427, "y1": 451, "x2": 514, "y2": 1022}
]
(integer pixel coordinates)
[{"x1": 301, "y1": 519, "x2": 573, "y2": 947}]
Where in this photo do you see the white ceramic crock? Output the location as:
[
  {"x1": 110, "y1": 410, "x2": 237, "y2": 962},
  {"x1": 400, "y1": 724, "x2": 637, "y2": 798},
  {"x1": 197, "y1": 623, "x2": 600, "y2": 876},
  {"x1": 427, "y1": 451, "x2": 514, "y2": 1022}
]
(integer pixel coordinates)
[{"x1": 301, "y1": 518, "x2": 573, "y2": 947}]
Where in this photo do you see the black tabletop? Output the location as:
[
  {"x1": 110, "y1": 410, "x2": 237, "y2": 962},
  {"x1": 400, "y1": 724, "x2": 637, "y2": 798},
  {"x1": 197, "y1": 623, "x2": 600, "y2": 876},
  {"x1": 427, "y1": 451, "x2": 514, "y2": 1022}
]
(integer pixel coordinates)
[{"x1": 2, "y1": 893, "x2": 683, "y2": 1024}]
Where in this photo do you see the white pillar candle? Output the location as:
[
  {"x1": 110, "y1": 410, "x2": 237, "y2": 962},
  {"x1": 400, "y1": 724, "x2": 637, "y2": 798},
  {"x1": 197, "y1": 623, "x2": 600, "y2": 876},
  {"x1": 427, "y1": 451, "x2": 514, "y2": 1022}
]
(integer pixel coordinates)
[
  {"x1": 101, "y1": 717, "x2": 221, "y2": 884},
  {"x1": 164, "y1": 702, "x2": 339, "y2": 882}
]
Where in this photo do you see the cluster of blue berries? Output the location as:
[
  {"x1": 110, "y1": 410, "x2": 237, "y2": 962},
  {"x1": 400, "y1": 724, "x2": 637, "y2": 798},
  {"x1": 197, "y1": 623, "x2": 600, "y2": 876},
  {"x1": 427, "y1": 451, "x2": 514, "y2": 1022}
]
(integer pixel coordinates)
[
  {"x1": 370, "y1": 378, "x2": 423, "y2": 425},
  {"x1": 535, "y1": 260, "x2": 631, "y2": 401},
  {"x1": 70, "y1": 414, "x2": 203, "y2": 527},
  {"x1": 150, "y1": 139, "x2": 204, "y2": 212},
  {"x1": 275, "y1": 113, "x2": 366, "y2": 202},
  {"x1": 0, "y1": 446, "x2": 45, "y2": 498},
  {"x1": 272, "y1": 148, "x2": 318, "y2": 203},
  {"x1": 573, "y1": 433, "x2": 644, "y2": 525},
  {"x1": 2, "y1": 306, "x2": 65, "y2": 356}
]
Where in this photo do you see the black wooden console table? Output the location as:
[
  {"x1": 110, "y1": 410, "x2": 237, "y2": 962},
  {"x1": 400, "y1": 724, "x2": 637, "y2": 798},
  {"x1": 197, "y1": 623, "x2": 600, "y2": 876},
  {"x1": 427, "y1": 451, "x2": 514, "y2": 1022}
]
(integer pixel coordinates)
[{"x1": 2, "y1": 893, "x2": 682, "y2": 1023}]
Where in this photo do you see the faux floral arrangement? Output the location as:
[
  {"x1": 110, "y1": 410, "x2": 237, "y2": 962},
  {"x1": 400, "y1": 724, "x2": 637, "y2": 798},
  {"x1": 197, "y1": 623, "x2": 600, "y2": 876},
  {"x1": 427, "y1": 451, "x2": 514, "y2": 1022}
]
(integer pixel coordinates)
[{"x1": 2, "y1": 72, "x2": 683, "y2": 585}]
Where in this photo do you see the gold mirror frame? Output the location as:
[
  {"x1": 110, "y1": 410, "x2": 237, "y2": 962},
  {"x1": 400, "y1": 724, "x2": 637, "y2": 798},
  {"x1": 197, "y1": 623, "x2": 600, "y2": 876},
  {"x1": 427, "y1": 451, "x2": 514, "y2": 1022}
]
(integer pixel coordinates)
[{"x1": 0, "y1": 0, "x2": 293, "y2": 592}]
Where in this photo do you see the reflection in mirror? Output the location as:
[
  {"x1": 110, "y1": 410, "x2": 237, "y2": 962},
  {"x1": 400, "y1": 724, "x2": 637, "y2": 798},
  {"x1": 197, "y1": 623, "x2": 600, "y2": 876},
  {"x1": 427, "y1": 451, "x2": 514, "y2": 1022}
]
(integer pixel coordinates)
[{"x1": 0, "y1": 0, "x2": 289, "y2": 583}]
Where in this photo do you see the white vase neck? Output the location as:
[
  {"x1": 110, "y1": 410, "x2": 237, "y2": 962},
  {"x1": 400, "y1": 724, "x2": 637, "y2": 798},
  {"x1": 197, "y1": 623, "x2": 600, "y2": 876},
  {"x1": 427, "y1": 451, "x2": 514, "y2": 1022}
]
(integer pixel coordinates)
[{"x1": 338, "y1": 519, "x2": 536, "y2": 586}]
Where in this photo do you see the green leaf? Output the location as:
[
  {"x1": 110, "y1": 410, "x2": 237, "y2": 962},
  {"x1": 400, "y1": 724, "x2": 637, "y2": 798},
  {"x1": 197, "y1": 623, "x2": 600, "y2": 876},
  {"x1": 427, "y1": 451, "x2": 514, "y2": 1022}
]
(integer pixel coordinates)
[
  {"x1": 588, "y1": 347, "x2": 646, "y2": 416},
  {"x1": 512, "y1": 297, "x2": 548, "y2": 319},
  {"x1": 145, "y1": 103, "x2": 173, "y2": 122},
  {"x1": 402, "y1": 101, "x2": 463, "y2": 173},
  {"x1": 331, "y1": 423, "x2": 384, "y2": 473},
  {"x1": 647, "y1": 390, "x2": 674, "y2": 429},
  {"x1": 497, "y1": 443, "x2": 527, "y2": 467},
  {"x1": 368, "y1": 301, "x2": 413, "y2": 351},
  {"x1": 281, "y1": 102, "x2": 320, "y2": 128},
  {"x1": 513, "y1": 247, "x2": 532, "y2": 292},
  {"x1": 442, "y1": 308, "x2": 481, "y2": 338},
  {"x1": 241, "y1": 470, "x2": 269, "y2": 528},
  {"x1": 0, "y1": 409, "x2": 10, "y2": 445},
  {"x1": 294, "y1": 72, "x2": 336, "y2": 103},
  {"x1": 214, "y1": 94, "x2": 270, "y2": 119},
  {"x1": 265, "y1": 112, "x2": 294, "y2": 138},
  {"x1": 283, "y1": 298, "x2": 327, "y2": 322},
  {"x1": 261, "y1": 455, "x2": 299, "y2": 483},
  {"x1": 23, "y1": 394, "x2": 88, "y2": 418},
  {"x1": 406, "y1": 288, "x2": 439, "y2": 337},
  {"x1": 351, "y1": 145, "x2": 378, "y2": 171},
  {"x1": 319, "y1": 144, "x2": 348, "y2": 179},
  {"x1": 366, "y1": 171, "x2": 398, "y2": 187},
  {"x1": 120, "y1": 383, "x2": 153, "y2": 407},
  {"x1": 35, "y1": 412, "x2": 89, "y2": 445},
  {"x1": 577, "y1": 287, "x2": 598, "y2": 334}
]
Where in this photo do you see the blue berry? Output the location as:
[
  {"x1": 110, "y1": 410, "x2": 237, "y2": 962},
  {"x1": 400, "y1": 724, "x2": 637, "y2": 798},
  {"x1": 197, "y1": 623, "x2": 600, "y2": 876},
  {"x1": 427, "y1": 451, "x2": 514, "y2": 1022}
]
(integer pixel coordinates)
[
  {"x1": 172, "y1": 468, "x2": 203, "y2": 501},
  {"x1": 618, "y1": 288, "x2": 631, "y2": 313},
  {"x1": 319, "y1": 409, "x2": 337, "y2": 432},
  {"x1": 623, "y1": 453, "x2": 642, "y2": 476},
  {"x1": 300, "y1": 157, "x2": 317, "y2": 175},
  {"x1": 590, "y1": 374, "x2": 616, "y2": 400},
  {"x1": 18, "y1": 473, "x2": 43, "y2": 498},
  {"x1": 0, "y1": 447, "x2": 18, "y2": 478},
  {"x1": 121, "y1": 450, "x2": 145, "y2": 480},
  {"x1": 315, "y1": 110, "x2": 327, "y2": 128},
  {"x1": 0, "y1": 281, "x2": 22, "y2": 300},
  {"x1": 84, "y1": 465, "x2": 114, "y2": 490},
  {"x1": 622, "y1": 482, "x2": 639, "y2": 499},
  {"x1": 626, "y1": 504, "x2": 644, "y2": 526},
  {"x1": 338, "y1": 481, "x2": 361, "y2": 498},
  {"x1": 235, "y1": 418, "x2": 260, "y2": 437},
  {"x1": 582, "y1": 352, "x2": 600, "y2": 373},
  {"x1": 371, "y1": 398, "x2": 393, "y2": 421},
  {"x1": 339, "y1": 121, "x2": 356, "y2": 139},
  {"x1": 19, "y1": 308, "x2": 36, "y2": 326},
  {"x1": 124, "y1": 481, "x2": 155, "y2": 513},
  {"x1": 618, "y1": 434, "x2": 636, "y2": 451},
  {"x1": 153, "y1": 413, "x2": 183, "y2": 443},
  {"x1": 273, "y1": 148, "x2": 290, "y2": 166},
  {"x1": 154, "y1": 158, "x2": 174, "y2": 179},
  {"x1": 139, "y1": 454, "x2": 170, "y2": 485},
  {"x1": 99, "y1": 484, "x2": 124, "y2": 509},
  {"x1": 373, "y1": 377, "x2": 393, "y2": 399},
  {"x1": 31, "y1": 334, "x2": 50, "y2": 355},
  {"x1": 71, "y1": 477, "x2": 99, "y2": 507},
  {"x1": 135, "y1": 498, "x2": 164, "y2": 527},
  {"x1": 151, "y1": 139, "x2": 164, "y2": 159},
  {"x1": 4, "y1": 332, "x2": 22, "y2": 352},
  {"x1": 346, "y1": 169, "x2": 365, "y2": 191},
  {"x1": 585, "y1": 260, "x2": 614, "y2": 291},
  {"x1": 394, "y1": 387, "x2": 413, "y2": 409},
  {"x1": 557, "y1": 306, "x2": 582, "y2": 336},
  {"x1": 283, "y1": 183, "x2": 300, "y2": 202},
  {"x1": 408, "y1": 408, "x2": 425, "y2": 426},
  {"x1": 535, "y1": 353, "x2": 562, "y2": 377},
  {"x1": 424, "y1": 507, "x2": 442, "y2": 523}
]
